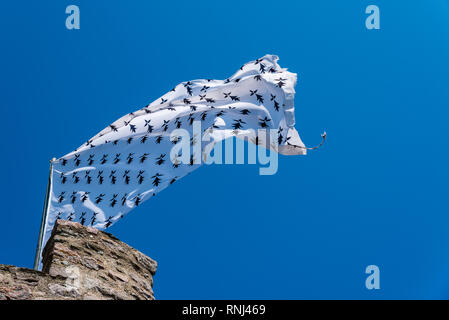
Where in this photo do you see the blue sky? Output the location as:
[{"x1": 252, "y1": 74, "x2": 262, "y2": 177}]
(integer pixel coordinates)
[{"x1": 1, "y1": 0, "x2": 449, "y2": 299}]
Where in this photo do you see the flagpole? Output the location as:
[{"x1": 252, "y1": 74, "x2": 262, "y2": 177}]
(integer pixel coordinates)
[{"x1": 33, "y1": 158, "x2": 55, "y2": 270}]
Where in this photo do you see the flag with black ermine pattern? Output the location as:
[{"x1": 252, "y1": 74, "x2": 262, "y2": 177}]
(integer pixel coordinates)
[{"x1": 38, "y1": 55, "x2": 307, "y2": 269}]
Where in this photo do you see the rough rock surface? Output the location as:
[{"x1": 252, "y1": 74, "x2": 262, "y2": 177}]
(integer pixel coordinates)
[{"x1": 0, "y1": 220, "x2": 157, "y2": 300}]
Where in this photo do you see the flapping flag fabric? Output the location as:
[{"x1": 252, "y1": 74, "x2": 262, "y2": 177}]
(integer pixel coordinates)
[{"x1": 38, "y1": 54, "x2": 307, "y2": 268}]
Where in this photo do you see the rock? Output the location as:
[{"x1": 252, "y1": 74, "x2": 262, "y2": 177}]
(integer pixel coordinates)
[
  {"x1": 0, "y1": 285, "x2": 31, "y2": 300},
  {"x1": 48, "y1": 283, "x2": 80, "y2": 298},
  {"x1": 134, "y1": 252, "x2": 157, "y2": 275},
  {"x1": 108, "y1": 270, "x2": 128, "y2": 283},
  {"x1": 48, "y1": 266, "x2": 68, "y2": 279},
  {"x1": 0, "y1": 273, "x2": 8, "y2": 284},
  {"x1": 0, "y1": 220, "x2": 157, "y2": 300},
  {"x1": 81, "y1": 257, "x2": 102, "y2": 270},
  {"x1": 96, "y1": 284, "x2": 132, "y2": 300},
  {"x1": 83, "y1": 294, "x2": 104, "y2": 300}
]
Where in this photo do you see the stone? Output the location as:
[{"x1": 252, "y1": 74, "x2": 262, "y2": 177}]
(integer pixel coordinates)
[
  {"x1": 0, "y1": 285, "x2": 31, "y2": 300},
  {"x1": 0, "y1": 273, "x2": 8, "y2": 284},
  {"x1": 48, "y1": 265, "x2": 68, "y2": 279},
  {"x1": 48, "y1": 283, "x2": 80, "y2": 298},
  {"x1": 108, "y1": 270, "x2": 128, "y2": 283},
  {"x1": 134, "y1": 252, "x2": 158, "y2": 275},
  {"x1": 0, "y1": 220, "x2": 157, "y2": 300},
  {"x1": 81, "y1": 257, "x2": 102, "y2": 271}
]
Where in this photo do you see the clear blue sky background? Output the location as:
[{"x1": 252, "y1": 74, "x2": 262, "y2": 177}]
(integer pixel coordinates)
[{"x1": 1, "y1": 1, "x2": 448, "y2": 299}]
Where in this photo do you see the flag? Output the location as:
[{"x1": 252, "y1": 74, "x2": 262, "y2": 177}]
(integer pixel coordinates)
[{"x1": 38, "y1": 54, "x2": 307, "y2": 269}]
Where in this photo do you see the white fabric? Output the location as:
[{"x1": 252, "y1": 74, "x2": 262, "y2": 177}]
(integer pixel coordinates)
[{"x1": 38, "y1": 54, "x2": 306, "y2": 269}]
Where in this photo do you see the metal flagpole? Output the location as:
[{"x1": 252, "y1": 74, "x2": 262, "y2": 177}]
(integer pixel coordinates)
[{"x1": 33, "y1": 158, "x2": 55, "y2": 270}]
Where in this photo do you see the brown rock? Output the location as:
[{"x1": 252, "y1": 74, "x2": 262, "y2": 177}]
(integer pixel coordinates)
[
  {"x1": 108, "y1": 270, "x2": 128, "y2": 283},
  {"x1": 0, "y1": 220, "x2": 157, "y2": 300}
]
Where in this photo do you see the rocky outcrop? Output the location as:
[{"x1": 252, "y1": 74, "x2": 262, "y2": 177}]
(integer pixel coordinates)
[{"x1": 0, "y1": 220, "x2": 157, "y2": 300}]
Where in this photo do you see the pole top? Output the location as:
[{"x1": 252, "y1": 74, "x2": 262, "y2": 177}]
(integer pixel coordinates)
[{"x1": 50, "y1": 157, "x2": 56, "y2": 163}]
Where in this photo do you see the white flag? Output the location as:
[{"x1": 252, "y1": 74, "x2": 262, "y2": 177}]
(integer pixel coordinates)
[{"x1": 39, "y1": 54, "x2": 307, "y2": 268}]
